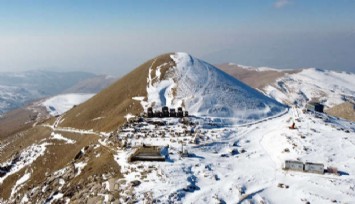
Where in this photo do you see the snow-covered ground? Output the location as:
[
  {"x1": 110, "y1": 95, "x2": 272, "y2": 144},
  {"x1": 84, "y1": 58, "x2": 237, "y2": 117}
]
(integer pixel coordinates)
[
  {"x1": 42, "y1": 93, "x2": 94, "y2": 116},
  {"x1": 114, "y1": 108, "x2": 355, "y2": 203},
  {"x1": 117, "y1": 53, "x2": 355, "y2": 203},
  {"x1": 230, "y1": 63, "x2": 292, "y2": 72},
  {"x1": 50, "y1": 132, "x2": 76, "y2": 144},
  {"x1": 10, "y1": 172, "x2": 31, "y2": 198},
  {"x1": 0, "y1": 143, "x2": 50, "y2": 185},
  {"x1": 264, "y1": 68, "x2": 355, "y2": 108},
  {"x1": 74, "y1": 161, "x2": 87, "y2": 177}
]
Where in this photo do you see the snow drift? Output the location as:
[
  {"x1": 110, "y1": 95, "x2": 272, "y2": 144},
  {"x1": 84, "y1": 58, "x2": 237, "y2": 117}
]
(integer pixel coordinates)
[{"x1": 42, "y1": 93, "x2": 94, "y2": 116}]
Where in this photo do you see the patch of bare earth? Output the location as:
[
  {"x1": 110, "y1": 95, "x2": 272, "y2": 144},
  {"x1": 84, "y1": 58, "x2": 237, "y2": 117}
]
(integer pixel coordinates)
[
  {"x1": 216, "y1": 63, "x2": 301, "y2": 90},
  {"x1": 59, "y1": 53, "x2": 176, "y2": 132},
  {"x1": 0, "y1": 122, "x2": 123, "y2": 203},
  {"x1": 326, "y1": 102, "x2": 355, "y2": 122},
  {"x1": 0, "y1": 105, "x2": 49, "y2": 141}
]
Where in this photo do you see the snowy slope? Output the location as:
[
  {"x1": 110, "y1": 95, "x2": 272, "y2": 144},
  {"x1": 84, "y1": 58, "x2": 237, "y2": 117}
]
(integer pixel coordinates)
[
  {"x1": 263, "y1": 68, "x2": 355, "y2": 108},
  {"x1": 139, "y1": 52, "x2": 287, "y2": 124},
  {"x1": 230, "y1": 63, "x2": 291, "y2": 72},
  {"x1": 114, "y1": 108, "x2": 355, "y2": 203},
  {"x1": 42, "y1": 93, "x2": 94, "y2": 116}
]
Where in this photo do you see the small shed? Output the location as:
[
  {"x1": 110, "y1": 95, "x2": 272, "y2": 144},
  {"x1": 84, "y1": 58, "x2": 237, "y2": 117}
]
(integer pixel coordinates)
[
  {"x1": 129, "y1": 145, "x2": 168, "y2": 162},
  {"x1": 304, "y1": 162, "x2": 324, "y2": 174},
  {"x1": 306, "y1": 102, "x2": 324, "y2": 113},
  {"x1": 284, "y1": 160, "x2": 304, "y2": 171}
]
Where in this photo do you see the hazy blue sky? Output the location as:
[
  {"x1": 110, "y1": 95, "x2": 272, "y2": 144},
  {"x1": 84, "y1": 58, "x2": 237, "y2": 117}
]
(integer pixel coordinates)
[{"x1": 0, "y1": 0, "x2": 354, "y2": 76}]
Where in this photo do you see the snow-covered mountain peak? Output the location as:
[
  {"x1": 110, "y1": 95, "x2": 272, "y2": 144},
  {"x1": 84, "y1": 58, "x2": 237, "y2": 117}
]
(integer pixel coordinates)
[{"x1": 141, "y1": 52, "x2": 287, "y2": 124}]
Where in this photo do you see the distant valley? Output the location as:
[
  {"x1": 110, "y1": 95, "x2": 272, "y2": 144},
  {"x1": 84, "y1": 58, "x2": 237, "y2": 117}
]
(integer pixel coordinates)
[{"x1": 0, "y1": 70, "x2": 116, "y2": 116}]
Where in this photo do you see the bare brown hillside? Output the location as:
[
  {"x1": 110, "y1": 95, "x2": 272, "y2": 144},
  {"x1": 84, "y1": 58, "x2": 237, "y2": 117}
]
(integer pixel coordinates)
[
  {"x1": 326, "y1": 102, "x2": 355, "y2": 122},
  {"x1": 59, "y1": 53, "x2": 175, "y2": 132},
  {"x1": 0, "y1": 123, "x2": 122, "y2": 202},
  {"x1": 0, "y1": 106, "x2": 48, "y2": 140},
  {"x1": 0, "y1": 53, "x2": 214, "y2": 202},
  {"x1": 63, "y1": 75, "x2": 117, "y2": 93},
  {"x1": 216, "y1": 63, "x2": 300, "y2": 90},
  {"x1": 0, "y1": 53, "x2": 177, "y2": 202},
  {"x1": 0, "y1": 108, "x2": 36, "y2": 140}
]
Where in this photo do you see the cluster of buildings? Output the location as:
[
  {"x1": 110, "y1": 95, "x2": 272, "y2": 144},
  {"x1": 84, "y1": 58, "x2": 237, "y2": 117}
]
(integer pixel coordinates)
[{"x1": 147, "y1": 106, "x2": 188, "y2": 118}]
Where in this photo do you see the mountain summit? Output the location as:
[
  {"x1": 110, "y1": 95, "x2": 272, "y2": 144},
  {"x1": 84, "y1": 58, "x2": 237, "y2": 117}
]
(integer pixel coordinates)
[
  {"x1": 60, "y1": 52, "x2": 286, "y2": 131},
  {"x1": 144, "y1": 52, "x2": 286, "y2": 119}
]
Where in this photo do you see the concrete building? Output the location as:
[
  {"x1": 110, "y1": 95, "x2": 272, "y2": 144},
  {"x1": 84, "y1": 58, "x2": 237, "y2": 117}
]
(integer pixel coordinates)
[
  {"x1": 129, "y1": 145, "x2": 168, "y2": 162},
  {"x1": 284, "y1": 160, "x2": 304, "y2": 171},
  {"x1": 304, "y1": 162, "x2": 324, "y2": 174}
]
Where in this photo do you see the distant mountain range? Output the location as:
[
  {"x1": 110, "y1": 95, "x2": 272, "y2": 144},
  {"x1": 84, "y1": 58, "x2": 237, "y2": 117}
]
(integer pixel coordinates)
[{"x1": 0, "y1": 70, "x2": 116, "y2": 116}]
